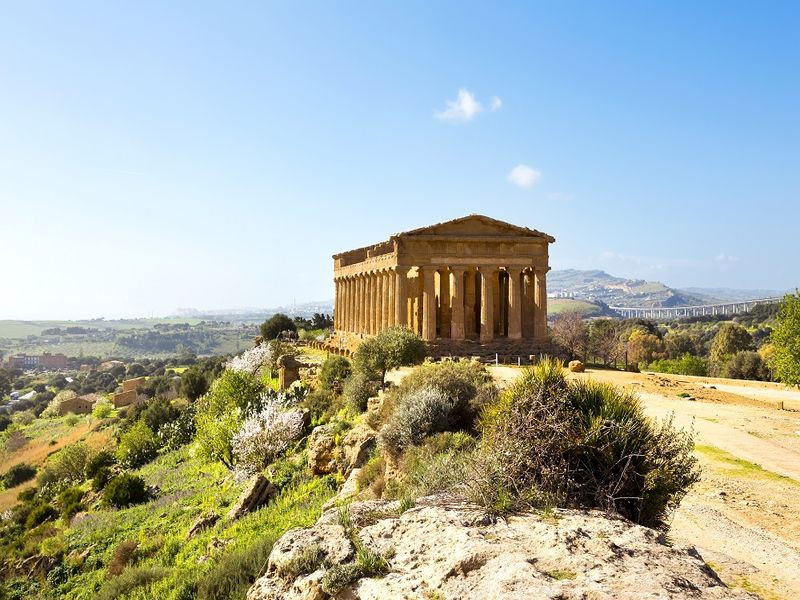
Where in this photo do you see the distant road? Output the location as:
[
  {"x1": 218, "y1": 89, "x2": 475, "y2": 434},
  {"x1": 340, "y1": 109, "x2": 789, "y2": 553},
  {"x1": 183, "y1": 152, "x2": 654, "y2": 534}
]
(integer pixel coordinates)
[{"x1": 608, "y1": 296, "x2": 782, "y2": 319}]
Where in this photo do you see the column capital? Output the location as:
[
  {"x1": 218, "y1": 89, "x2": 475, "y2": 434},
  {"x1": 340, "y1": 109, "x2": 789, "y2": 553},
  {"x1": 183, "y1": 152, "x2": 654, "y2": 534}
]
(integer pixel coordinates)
[
  {"x1": 449, "y1": 265, "x2": 467, "y2": 274},
  {"x1": 505, "y1": 266, "x2": 523, "y2": 275}
]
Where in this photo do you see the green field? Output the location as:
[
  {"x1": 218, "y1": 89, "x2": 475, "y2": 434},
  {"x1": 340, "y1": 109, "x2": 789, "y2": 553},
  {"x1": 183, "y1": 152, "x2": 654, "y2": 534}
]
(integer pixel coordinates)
[
  {"x1": 548, "y1": 298, "x2": 603, "y2": 316},
  {"x1": 0, "y1": 318, "x2": 205, "y2": 340}
]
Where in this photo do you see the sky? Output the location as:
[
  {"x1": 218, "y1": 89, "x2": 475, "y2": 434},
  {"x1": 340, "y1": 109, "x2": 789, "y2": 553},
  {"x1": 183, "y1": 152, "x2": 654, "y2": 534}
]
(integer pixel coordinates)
[{"x1": 0, "y1": 1, "x2": 798, "y2": 319}]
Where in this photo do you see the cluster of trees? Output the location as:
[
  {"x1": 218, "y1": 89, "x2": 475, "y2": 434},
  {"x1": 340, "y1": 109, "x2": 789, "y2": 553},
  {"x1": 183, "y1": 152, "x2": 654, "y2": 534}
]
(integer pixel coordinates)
[
  {"x1": 550, "y1": 291, "x2": 800, "y2": 385},
  {"x1": 257, "y1": 312, "x2": 333, "y2": 343}
]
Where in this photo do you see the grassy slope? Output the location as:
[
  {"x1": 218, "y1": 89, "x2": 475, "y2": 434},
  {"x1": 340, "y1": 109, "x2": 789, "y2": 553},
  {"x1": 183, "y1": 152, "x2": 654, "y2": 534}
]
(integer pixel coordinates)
[{"x1": 547, "y1": 298, "x2": 603, "y2": 316}]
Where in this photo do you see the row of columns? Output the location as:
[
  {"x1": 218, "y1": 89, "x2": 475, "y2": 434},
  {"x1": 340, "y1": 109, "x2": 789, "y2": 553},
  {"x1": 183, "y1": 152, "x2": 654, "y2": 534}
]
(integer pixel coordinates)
[{"x1": 334, "y1": 265, "x2": 547, "y2": 342}]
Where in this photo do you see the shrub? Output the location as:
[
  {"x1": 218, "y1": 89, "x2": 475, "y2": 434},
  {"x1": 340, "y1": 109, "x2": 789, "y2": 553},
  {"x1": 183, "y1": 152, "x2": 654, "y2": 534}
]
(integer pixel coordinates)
[
  {"x1": 379, "y1": 387, "x2": 461, "y2": 458},
  {"x1": 92, "y1": 466, "x2": 113, "y2": 491},
  {"x1": 158, "y1": 403, "x2": 196, "y2": 450},
  {"x1": 108, "y1": 539, "x2": 139, "y2": 576},
  {"x1": 196, "y1": 536, "x2": 275, "y2": 600},
  {"x1": 647, "y1": 353, "x2": 707, "y2": 377},
  {"x1": 92, "y1": 399, "x2": 114, "y2": 419},
  {"x1": 85, "y1": 450, "x2": 116, "y2": 479},
  {"x1": 96, "y1": 566, "x2": 168, "y2": 600},
  {"x1": 2, "y1": 462, "x2": 37, "y2": 488},
  {"x1": 771, "y1": 291, "x2": 800, "y2": 386},
  {"x1": 55, "y1": 487, "x2": 84, "y2": 521},
  {"x1": 724, "y1": 351, "x2": 770, "y2": 381},
  {"x1": 182, "y1": 367, "x2": 209, "y2": 401},
  {"x1": 65, "y1": 414, "x2": 80, "y2": 426},
  {"x1": 12, "y1": 410, "x2": 35, "y2": 426},
  {"x1": 104, "y1": 474, "x2": 147, "y2": 508},
  {"x1": 117, "y1": 421, "x2": 159, "y2": 468},
  {"x1": 37, "y1": 442, "x2": 91, "y2": 493},
  {"x1": 476, "y1": 358, "x2": 700, "y2": 529},
  {"x1": 231, "y1": 404, "x2": 305, "y2": 480},
  {"x1": 318, "y1": 356, "x2": 351, "y2": 392},
  {"x1": 302, "y1": 388, "x2": 340, "y2": 423},
  {"x1": 25, "y1": 502, "x2": 59, "y2": 529},
  {"x1": 260, "y1": 313, "x2": 297, "y2": 341},
  {"x1": 342, "y1": 369, "x2": 379, "y2": 413}
]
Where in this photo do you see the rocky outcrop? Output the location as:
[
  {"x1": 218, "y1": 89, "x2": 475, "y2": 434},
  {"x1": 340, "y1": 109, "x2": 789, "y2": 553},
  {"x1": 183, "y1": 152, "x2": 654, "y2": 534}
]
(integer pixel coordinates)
[
  {"x1": 228, "y1": 474, "x2": 277, "y2": 521},
  {"x1": 307, "y1": 424, "x2": 338, "y2": 475},
  {"x1": 307, "y1": 422, "x2": 377, "y2": 476},
  {"x1": 248, "y1": 496, "x2": 755, "y2": 600}
]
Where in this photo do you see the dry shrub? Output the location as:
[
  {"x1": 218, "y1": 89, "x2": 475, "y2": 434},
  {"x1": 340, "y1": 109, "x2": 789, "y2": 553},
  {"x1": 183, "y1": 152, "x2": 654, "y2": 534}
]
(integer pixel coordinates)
[{"x1": 108, "y1": 539, "x2": 139, "y2": 576}]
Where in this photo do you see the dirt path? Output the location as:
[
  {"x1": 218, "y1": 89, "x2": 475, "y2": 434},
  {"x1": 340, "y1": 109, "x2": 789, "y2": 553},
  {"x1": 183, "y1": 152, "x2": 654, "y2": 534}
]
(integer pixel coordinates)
[{"x1": 488, "y1": 365, "x2": 800, "y2": 599}]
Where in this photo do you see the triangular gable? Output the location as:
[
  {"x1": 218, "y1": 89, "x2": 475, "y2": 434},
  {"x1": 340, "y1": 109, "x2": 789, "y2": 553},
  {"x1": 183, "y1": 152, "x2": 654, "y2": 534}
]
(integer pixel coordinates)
[{"x1": 398, "y1": 214, "x2": 554, "y2": 242}]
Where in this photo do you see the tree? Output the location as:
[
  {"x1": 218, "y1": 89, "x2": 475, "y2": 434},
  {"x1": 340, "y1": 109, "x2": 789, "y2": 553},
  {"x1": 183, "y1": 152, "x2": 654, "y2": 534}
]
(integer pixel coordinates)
[
  {"x1": 260, "y1": 313, "x2": 297, "y2": 340},
  {"x1": 724, "y1": 351, "x2": 770, "y2": 381},
  {"x1": 771, "y1": 292, "x2": 800, "y2": 386},
  {"x1": 181, "y1": 367, "x2": 209, "y2": 401},
  {"x1": 710, "y1": 322, "x2": 753, "y2": 364},
  {"x1": 551, "y1": 313, "x2": 588, "y2": 360},
  {"x1": 665, "y1": 332, "x2": 704, "y2": 358},
  {"x1": 353, "y1": 326, "x2": 427, "y2": 387},
  {"x1": 0, "y1": 372, "x2": 11, "y2": 399},
  {"x1": 627, "y1": 330, "x2": 666, "y2": 367},
  {"x1": 588, "y1": 319, "x2": 620, "y2": 365},
  {"x1": 311, "y1": 313, "x2": 333, "y2": 329}
]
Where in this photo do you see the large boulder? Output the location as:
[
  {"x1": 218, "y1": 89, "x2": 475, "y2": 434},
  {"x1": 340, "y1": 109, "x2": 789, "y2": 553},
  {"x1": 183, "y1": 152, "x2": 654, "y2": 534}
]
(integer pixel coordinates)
[
  {"x1": 307, "y1": 424, "x2": 338, "y2": 475},
  {"x1": 340, "y1": 423, "x2": 376, "y2": 473},
  {"x1": 247, "y1": 497, "x2": 755, "y2": 600},
  {"x1": 568, "y1": 360, "x2": 585, "y2": 373}
]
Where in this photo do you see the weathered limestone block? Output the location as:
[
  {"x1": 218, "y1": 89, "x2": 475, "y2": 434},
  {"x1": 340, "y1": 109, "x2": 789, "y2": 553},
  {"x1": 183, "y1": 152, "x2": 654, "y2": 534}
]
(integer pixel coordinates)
[
  {"x1": 568, "y1": 360, "x2": 585, "y2": 373},
  {"x1": 278, "y1": 355, "x2": 302, "y2": 391},
  {"x1": 188, "y1": 513, "x2": 220, "y2": 539},
  {"x1": 228, "y1": 475, "x2": 277, "y2": 521},
  {"x1": 307, "y1": 424, "x2": 338, "y2": 475},
  {"x1": 340, "y1": 423, "x2": 377, "y2": 473}
]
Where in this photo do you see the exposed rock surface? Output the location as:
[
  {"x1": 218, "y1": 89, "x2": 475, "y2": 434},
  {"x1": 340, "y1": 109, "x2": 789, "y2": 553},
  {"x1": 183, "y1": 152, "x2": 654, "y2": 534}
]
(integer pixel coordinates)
[
  {"x1": 308, "y1": 422, "x2": 377, "y2": 476},
  {"x1": 307, "y1": 424, "x2": 338, "y2": 475},
  {"x1": 228, "y1": 474, "x2": 277, "y2": 521},
  {"x1": 248, "y1": 496, "x2": 755, "y2": 600},
  {"x1": 188, "y1": 513, "x2": 220, "y2": 539}
]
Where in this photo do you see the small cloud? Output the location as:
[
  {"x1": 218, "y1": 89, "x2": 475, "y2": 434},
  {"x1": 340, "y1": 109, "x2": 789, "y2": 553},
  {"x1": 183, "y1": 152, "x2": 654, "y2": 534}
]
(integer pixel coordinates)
[
  {"x1": 715, "y1": 253, "x2": 739, "y2": 264},
  {"x1": 547, "y1": 192, "x2": 574, "y2": 203},
  {"x1": 435, "y1": 88, "x2": 484, "y2": 122},
  {"x1": 490, "y1": 96, "x2": 502, "y2": 111},
  {"x1": 507, "y1": 164, "x2": 542, "y2": 188}
]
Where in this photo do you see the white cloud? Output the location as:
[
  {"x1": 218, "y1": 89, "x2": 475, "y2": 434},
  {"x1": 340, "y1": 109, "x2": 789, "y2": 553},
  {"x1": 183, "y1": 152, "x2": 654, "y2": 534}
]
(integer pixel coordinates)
[
  {"x1": 507, "y1": 164, "x2": 542, "y2": 188},
  {"x1": 490, "y1": 96, "x2": 502, "y2": 111},
  {"x1": 435, "y1": 88, "x2": 484, "y2": 122},
  {"x1": 715, "y1": 253, "x2": 739, "y2": 264}
]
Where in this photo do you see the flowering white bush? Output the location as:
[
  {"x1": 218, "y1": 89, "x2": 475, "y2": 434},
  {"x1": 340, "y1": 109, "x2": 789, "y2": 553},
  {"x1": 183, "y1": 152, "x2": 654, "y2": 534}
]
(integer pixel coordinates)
[
  {"x1": 232, "y1": 403, "x2": 305, "y2": 480},
  {"x1": 227, "y1": 343, "x2": 274, "y2": 375}
]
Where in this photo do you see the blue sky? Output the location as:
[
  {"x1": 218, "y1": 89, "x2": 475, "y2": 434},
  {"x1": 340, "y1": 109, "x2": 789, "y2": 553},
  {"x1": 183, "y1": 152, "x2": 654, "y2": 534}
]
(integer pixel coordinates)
[{"x1": 1, "y1": 2, "x2": 797, "y2": 319}]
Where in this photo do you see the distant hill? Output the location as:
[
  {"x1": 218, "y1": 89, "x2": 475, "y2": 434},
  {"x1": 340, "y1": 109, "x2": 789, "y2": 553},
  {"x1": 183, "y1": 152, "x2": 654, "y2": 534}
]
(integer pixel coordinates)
[{"x1": 548, "y1": 269, "x2": 712, "y2": 308}]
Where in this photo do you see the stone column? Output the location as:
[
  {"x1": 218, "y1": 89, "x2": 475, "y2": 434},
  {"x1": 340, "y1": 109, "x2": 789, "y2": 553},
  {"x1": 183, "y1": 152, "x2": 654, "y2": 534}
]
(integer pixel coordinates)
[
  {"x1": 363, "y1": 273, "x2": 371, "y2": 334},
  {"x1": 381, "y1": 270, "x2": 390, "y2": 331},
  {"x1": 507, "y1": 268, "x2": 523, "y2": 340},
  {"x1": 394, "y1": 267, "x2": 409, "y2": 327},
  {"x1": 387, "y1": 269, "x2": 396, "y2": 327},
  {"x1": 522, "y1": 270, "x2": 534, "y2": 338},
  {"x1": 347, "y1": 277, "x2": 355, "y2": 332},
  {"x1": 479, "y1": 267, "x2": 496, "y2": 342},
  {"x1": 450, "y1": 267, "x2": 466, "y2": 340},
  {"x1": 421, "y1": 266, "x2": 437, "y2": 342},
  {"x1": 354, "y1": 275, "x2": 362, "y2": 333},
  {"x1": 368, "y1": 272, "x2": 376, "y2": 334},
  {"x1": 438, "y1": 267, "x2": 451, "y2": 339},
  {"x1": 464, "y1": 268, "x2": 476, "y2": 338},
  {"x1": 534, "y1": 268, "x2": 548, "y2": 340}
]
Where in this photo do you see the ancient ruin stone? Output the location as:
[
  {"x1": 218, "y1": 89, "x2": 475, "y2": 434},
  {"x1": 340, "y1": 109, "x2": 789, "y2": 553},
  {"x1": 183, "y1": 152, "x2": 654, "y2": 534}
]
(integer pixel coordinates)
[
  {"x1": 277, "y1": 354, "x2": 302, "y2": 391},
  {"x1": 340, "y1": 423, "x2": 376, "y2": 473},
  {"x1": 227, "y1": 474, "x2": 277, "y2": 521}
]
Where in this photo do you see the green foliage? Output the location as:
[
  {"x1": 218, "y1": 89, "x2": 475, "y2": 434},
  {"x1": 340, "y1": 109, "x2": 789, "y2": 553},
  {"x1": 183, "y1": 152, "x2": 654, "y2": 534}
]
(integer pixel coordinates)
[
  {"x1": 318, "y1": 355, "x2": 351, "y2": 392},
  {"x1": 117, "y1": 421, "x2": 159, "y2": 469},
  {"x1": 647, "y1": 353, "x2": 707, "y2": 376},
  {"x1": 92, "y1": 399, "x2": 114, "y2": 419},
  {"x1": 260, "y1": 313, "x2": 297, "y2": 340},
  {"x1": 771, "y1": 292, "x2": 800, "y2": 386},
  {"x1": 139, "y1": 397, "x2": 181, "y2": 433},
  {"x1": 194, "y1": 369, "x2": 266, "y2": 469},
  {"x1": 92, "y1": 466, "x2": 113, "y2": 491},
  {"x1": 85, "y1": 450, "x2": 116, "y2": 478},
  {"x1": 276, "y1": 543, "x2": 326, "y2": 578},
  {"x1": 710, "y1": 322, "x2": 753, "y2": 364},
  {"x1": 55, "y1": 486, "x2": 85, "y2": 519},
  {"x1": 182, "y1": 367, "x2": 209, "y2": 401},
  {"x1": 37, "y1": 442, "x2": 92, "y2": 494},
  {"x1": 476, "y1": 358, "x2": 700, "y2": 529},
  {"x1": 379, "y1": 361, "x2": 495, "y2": 458},
  {"x1": 2, "y1": 462, "x2": 37, "y2": 488},
  {"x1": 724, "y1": 351, "x2": 770, "y2": 381},
  {"x1": 196, "y1": 537, "x2": 275, "y2": 600},
  {"x1": 104, "y1": 473, "x2": 148, "y2": 507},
  {"x1": 321, "y1": 563, "x2": 363, "y2": 596},
  {"x1": 158, "y1": 403, "x2": 196, "y2": 451},
  {"x1": 25, "y1": 502, "x2": 58, "y2": 529},
  {"x1": 96, "y1": 567, "x2": 168, "y2": 600},
  {"x1": 352, "y1": 326, "x2": 426, "y2": 385},
  {"x1": 627, "y1": 330, "x2": 666, "y2": 366},
  {"x1": 342, "y1": 369, "x2": 379, "y2": 413}
]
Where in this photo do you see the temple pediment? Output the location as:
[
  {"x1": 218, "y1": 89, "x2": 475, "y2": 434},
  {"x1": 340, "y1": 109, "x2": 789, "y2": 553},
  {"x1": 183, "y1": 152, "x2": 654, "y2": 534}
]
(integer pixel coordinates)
[{"x1": 398, "y1": 214, "x2": 555, "y2": 242}]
